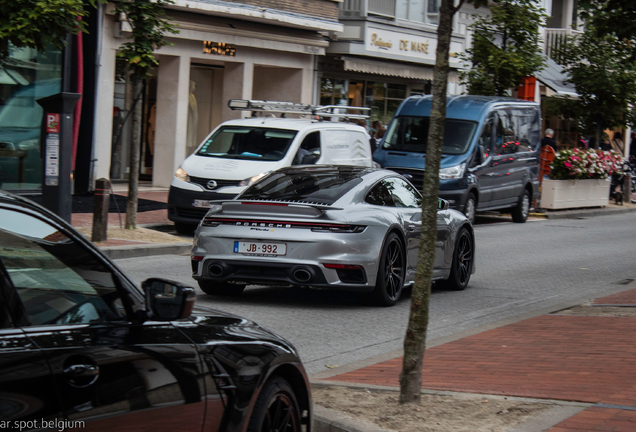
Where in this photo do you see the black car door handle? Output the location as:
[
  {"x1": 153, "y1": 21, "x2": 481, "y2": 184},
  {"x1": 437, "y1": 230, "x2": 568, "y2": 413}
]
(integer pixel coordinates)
[{"x1": 64, "y1": 364, "x2": 100, "y2": 377}]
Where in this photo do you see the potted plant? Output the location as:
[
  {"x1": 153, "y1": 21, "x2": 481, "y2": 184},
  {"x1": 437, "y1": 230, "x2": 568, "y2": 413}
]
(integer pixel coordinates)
[{"x1": 541, "y1": 148, "x2": 623, "y2": 209}]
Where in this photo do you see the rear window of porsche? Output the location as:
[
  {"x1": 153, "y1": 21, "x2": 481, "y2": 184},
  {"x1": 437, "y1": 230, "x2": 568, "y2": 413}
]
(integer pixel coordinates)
[{"x1": 239, "y1": 169, "x2": 364, "y2": 205}]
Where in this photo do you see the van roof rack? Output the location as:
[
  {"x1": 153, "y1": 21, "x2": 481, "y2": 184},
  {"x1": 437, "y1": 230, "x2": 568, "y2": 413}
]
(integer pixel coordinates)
[{"x1": 227, "y1": 99, "x2": 370, "y2": 120}]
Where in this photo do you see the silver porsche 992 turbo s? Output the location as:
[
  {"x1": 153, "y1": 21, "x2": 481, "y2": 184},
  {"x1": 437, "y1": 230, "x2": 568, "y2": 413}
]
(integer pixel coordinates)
[{"x1": 192, "y1": 165, "x2": 475, "y2": 306}]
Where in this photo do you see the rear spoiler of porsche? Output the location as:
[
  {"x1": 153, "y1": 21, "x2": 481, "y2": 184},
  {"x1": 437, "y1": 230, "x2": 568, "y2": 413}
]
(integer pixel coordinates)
[
  {"x1": 209, "y1": 200, "x2": 343, "y2": 212},
  {"x1": 202, "y1": 200, "x2": 346, "y2": 226}
]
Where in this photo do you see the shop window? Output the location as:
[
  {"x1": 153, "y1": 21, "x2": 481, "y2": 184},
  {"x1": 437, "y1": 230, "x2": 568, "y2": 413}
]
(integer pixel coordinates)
[
  {"x1": 0, "y1": 45, "x2": 62, "y2": 191},
  {"x1": 320, "y1": 78, "x2": 347, "y2": 106}
]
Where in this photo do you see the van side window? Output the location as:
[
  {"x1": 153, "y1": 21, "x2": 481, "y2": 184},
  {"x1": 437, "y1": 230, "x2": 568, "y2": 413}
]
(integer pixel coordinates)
[
  {"x1": 293, "y1": 131, "x2": 321, "y2": 165},
  {"x1": 495, "y1": 111, "x2": 516, "y2": 155},
  {"x1": 476, "y1": 117, "x2": 493, "y2": 165}
]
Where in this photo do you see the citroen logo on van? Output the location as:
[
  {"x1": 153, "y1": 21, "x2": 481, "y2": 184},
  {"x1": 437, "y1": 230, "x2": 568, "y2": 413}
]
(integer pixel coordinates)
[{"x1": 206, "y1": 180, "x2": 218, "y2": 190}]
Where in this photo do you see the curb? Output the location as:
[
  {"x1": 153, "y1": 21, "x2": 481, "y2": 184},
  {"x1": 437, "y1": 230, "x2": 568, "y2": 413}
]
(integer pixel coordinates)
[
  {"x1": 541, "y1": 205, "x2": 636, "y2": 219},
  {"x1": 98, "y1": 242, "x2": 191, "y2": 259}
]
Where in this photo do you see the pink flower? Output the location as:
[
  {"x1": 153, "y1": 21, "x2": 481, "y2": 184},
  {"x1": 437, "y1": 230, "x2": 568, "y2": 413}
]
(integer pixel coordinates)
[{"x1": 564, "y1": 162, "x2": 572, "y2": 168}]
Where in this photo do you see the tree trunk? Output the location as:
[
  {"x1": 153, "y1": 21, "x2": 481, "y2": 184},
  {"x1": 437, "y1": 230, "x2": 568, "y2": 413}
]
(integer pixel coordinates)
[
  {"x1": 595, "y1": 122, "x2": 602, "y2": 150},
  {"x1": 399, "y1": 0, "x2": 455, "y2": 405},
  {"x1": 125, "y1": 78, "x2": 143, "y2": 230}
]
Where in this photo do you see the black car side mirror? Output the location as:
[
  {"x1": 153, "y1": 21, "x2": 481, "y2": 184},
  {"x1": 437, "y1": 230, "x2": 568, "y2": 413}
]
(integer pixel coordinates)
[{"x1": 142, "y1": 278, "x2": 196, "y2": 321}]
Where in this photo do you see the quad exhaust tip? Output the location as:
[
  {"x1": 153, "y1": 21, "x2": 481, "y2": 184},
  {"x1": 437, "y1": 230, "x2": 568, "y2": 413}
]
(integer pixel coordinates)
[
  {"x1": 292, "y1": 268, "x2": 312, "y2": 283},
  {"x1": 208, "y1": 263, "x2": 225, "y2": 277}
]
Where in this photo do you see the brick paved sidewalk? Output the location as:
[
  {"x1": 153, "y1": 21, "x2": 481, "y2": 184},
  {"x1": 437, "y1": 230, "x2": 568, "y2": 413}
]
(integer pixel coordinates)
[{"x1": 323, "y1": 288, "x2": 636, "y2": 431}]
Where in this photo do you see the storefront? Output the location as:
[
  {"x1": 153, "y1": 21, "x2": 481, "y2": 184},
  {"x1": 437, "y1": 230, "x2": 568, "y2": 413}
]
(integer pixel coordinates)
[
  {"x1": 94, "y1": 4, "x2": 339, "y2": 187},
  {"x1": 320, "y1": 22, "x2": 465, "y2": 125}
]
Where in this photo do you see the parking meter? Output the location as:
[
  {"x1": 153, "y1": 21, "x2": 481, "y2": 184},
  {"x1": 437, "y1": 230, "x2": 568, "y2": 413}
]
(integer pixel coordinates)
[{"x1": 37, "y1": 92, "x2": 80, "y2": 222}]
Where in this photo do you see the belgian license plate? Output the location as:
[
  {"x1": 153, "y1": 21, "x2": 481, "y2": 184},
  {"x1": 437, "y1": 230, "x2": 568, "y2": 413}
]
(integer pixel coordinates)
[
  {"x1": 193, "y1": 200, "x2": 212, "y2": 208},
  {"x1": 234, "y1": 241, "x2": 286, "y2": 255}
]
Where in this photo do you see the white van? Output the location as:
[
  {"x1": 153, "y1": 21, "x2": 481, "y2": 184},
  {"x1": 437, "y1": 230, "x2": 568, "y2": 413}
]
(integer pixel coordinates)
[{"x1": 168, "y1": 100, "x2": 374, "y2": 233}]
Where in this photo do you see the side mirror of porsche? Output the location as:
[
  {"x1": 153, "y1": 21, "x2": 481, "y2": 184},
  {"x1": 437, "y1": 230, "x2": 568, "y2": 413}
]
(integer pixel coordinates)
[
  {"x1": 437, "y1": 198, "x2": 450, "y2": 211},
  {"x1": 142, "y1": 278, "x2": 196, "y2": 321}
]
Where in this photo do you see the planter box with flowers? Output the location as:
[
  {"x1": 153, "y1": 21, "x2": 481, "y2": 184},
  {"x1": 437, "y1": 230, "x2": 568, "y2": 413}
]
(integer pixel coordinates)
[{"x1": 541, "y1": 148, "x2": 623, "y2": 210}]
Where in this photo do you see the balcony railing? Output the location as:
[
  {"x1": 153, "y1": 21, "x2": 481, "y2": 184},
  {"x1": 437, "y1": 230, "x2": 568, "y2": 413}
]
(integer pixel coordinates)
[
  {"x1": 341, "y1": 0, "x2": 396, "y2": 18},
  {"x1": 545, "y1": 28, "x2": 582, "y2": 64}
]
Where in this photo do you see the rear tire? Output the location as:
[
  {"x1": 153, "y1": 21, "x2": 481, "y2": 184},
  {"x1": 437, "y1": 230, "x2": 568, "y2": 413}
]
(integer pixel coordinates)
[
  {"x1": 247, "y1": 377, "x2": 301, "y2": 432},
  {"x1": 511, "y1": 189, "x2": 530, "y2": 223},
  {"x1": 198, "y1": 280, "x2": 246, "y2": 296},
  {"x1": 437, "y1": 227, "x2": 473, "y2": 291},
  {"x1": 371, "y1": 233, "x2": 405, "y2": 306},
  {"x1": 175, "y1": 222, "x2": 197, "y2": 235}
]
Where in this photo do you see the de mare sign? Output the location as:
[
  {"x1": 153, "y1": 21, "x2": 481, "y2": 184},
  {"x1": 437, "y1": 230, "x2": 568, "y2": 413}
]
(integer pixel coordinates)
[{"x1": 203, "y1": 41, "x2": 236, "y2": 57}]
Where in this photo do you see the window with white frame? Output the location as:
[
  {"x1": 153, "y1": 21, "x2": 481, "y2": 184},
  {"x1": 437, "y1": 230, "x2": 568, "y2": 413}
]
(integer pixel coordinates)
[{"x1": 396, "y1": 0, "x2": 440, "y2": 25}]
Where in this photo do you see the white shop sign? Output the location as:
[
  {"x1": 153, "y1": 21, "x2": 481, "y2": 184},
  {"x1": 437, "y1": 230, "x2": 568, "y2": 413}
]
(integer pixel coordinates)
[{"x1": 365, "y1": 28, "x2": 463, "y2": 67}]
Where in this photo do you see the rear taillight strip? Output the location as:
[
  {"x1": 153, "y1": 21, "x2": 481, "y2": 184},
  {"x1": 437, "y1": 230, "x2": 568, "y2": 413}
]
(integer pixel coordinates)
[{"x1": 202, "y1": 217, "x2": 364, "y2": 232}]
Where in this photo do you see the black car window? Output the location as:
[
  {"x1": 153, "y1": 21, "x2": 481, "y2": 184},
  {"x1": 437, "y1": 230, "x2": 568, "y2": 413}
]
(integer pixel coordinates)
[
  {"x1": 240, "y1": 167, "x2": 365, "y2": 205},
  {"x1": 0, "y1": 208, "x2": 126, "y2": 326},
  {"x1": 293, "y1": 131, "x2": 321, "y2": 165},
  {"x1": 365, "y1": 181, "x2": 395, "y2": 207},
  {"x1": 383, "y1": 178, "x2": 422, "y2": 208}
]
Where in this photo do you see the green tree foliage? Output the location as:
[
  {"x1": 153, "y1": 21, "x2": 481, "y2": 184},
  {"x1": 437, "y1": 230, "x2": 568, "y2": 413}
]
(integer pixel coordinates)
[
  {"x1": 399, "y1": 0, "x2": 487, "y2": 405},
  {"x1": 546, "y1": 21, "x2": 636, "y2": 146},
  {"x1": 114, "y1": 0, "x2": 178, "y2": 229},
  {"x1": 114, "y1": 0, "x2": 178, "y2": 82},
  {"x1": 578, "y1": 0, "x2": 636, "y2": 44},
  {"x1": 460, "y1": 0, "x2": 546, "y2": 96},
  {"x1": 0, "y1": 0, "x2": 95, "y2": 61}
]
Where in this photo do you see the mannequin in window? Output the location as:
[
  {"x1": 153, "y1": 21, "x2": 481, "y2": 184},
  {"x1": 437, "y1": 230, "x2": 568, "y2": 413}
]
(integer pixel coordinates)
[{"x1": 186, "y1": 80, "x2": 199, "y2": 156}]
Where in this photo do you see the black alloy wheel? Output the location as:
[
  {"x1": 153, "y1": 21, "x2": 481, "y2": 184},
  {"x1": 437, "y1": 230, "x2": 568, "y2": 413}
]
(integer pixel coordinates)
[
  {"x1": 247, "y1": 377, "x2": 302, "y2": 432},
  {"x1": 372, "y1": 233, "x2": 405, "y2": 306},
  {"x1": 198, "y1": 280, "x2": 246, "y2": 296},
  {"x1": 437, "y1": 227, "x2": 473, "y2": 291}
]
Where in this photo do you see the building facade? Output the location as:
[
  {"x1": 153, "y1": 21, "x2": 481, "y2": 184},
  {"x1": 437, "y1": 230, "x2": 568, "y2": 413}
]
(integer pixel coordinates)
[
  {"x1": 319, "y1": 0, "x2": 487, "y2": 125},
  {"x1": 93, "y1": 0, "x2": 342, "y2": 188}
]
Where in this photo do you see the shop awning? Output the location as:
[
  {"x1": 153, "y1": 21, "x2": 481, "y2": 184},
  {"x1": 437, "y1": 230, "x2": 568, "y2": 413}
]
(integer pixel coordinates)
[
  {"x1": 342, "y1": 56, "x2": 459, "y2": 83},
  {"x1": 536, "y1": 56, "x2": 578, "y2": 98}
]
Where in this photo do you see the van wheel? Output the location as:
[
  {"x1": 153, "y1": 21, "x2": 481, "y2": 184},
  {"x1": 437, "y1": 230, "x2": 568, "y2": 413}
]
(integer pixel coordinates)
[
  {"x1": 511, "y1": 189, "x2": 530, "y2": 223},
  {"x1": 198, "y1": 280, "x2": 246, "y2": 296},
  {"x1": 464, "y1": 193, "x2": 476, "y2": 225}
]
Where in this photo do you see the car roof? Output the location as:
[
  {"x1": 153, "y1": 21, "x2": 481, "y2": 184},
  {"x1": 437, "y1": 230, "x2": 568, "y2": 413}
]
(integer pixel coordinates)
[
  {"x1": 395, "y1": 95, "x2": 540, "y2": 121},
  {"x1": 218, "y1": 117, "x2": 367, "y2": 133}
]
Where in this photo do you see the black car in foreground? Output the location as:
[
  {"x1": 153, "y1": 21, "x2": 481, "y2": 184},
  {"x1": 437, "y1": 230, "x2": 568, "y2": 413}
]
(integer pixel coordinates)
[{"x1": 0, "y1": 191, "x2": 310, "y2": 432}]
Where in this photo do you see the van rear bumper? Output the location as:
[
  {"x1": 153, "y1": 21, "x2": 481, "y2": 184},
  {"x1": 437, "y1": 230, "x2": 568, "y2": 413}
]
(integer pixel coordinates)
[{"x1": 168, "y1": 186, "x2": 238, "y2": 225}]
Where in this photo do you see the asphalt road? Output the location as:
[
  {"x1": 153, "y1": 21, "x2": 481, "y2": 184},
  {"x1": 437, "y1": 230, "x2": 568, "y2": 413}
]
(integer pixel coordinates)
[{"x1": 115, "y1": 212, "x2": 636, "y2": 375}]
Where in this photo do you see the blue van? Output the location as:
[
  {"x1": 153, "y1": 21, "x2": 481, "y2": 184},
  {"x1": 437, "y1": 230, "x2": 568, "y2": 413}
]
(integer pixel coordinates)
[{"x1": 373, "y1": 95, "x2": 541, "y2": 224}]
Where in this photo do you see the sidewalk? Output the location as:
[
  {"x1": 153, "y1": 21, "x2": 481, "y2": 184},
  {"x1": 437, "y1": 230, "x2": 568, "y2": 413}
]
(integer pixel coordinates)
[{"x1": 314, "y1": 287, "x2": 636, "y2": 431}]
